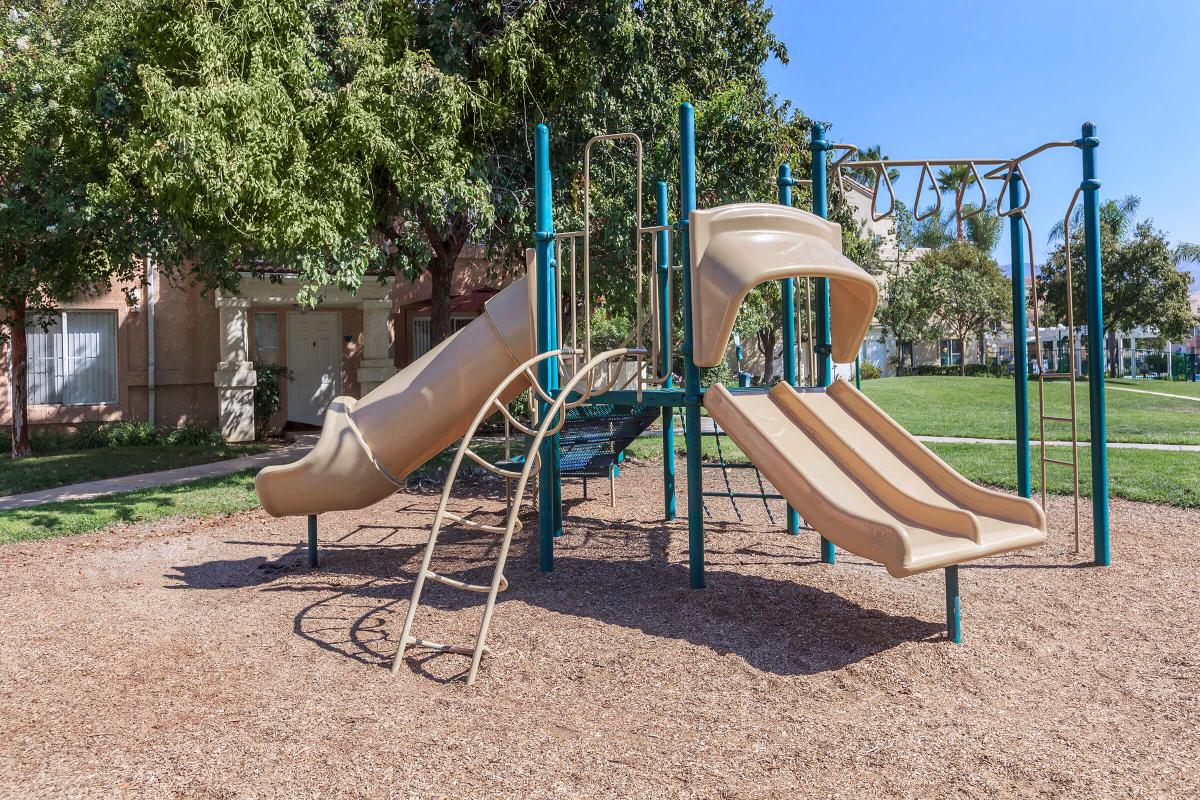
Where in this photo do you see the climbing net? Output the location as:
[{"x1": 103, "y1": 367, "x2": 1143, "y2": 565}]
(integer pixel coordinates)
[{"x1": 677, "y1": 404, "x2": 786, "y2": 526}]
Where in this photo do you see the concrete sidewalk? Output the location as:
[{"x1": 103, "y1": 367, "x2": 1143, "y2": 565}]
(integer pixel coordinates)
[
  {"x1": 653, "y1": 422, "x2": 1200, "y2": 452},
  {"x1": 0, "y1": 436, "x2": 316, "y2": 511},
  {"x1": 914, "y1": 434, "x2": 1200, "y2": 452},
  {"x1": 1106, "y1": 384, "x2": 1200, "y2": 402}
]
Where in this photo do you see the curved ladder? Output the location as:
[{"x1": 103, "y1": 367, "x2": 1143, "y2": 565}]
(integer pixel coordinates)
[{"x1": 391, "y1": 346, "x2": 645, "y2": 685}]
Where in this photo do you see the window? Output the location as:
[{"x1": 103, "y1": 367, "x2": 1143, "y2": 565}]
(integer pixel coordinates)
[
  {"x1": 27, "y1": 311, "x2": 117, "y2": 405},
  {"x1": 410, "y1": 316, "x2": 473, "y2": 362},
  {"x1": 939, "y1": 338, "x2": 962, "y2": 367},
  {"x1": 254, "y1": 312, "x2": 280, "y2": 364}
]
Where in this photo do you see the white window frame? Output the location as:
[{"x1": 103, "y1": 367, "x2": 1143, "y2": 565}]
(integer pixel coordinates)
[
  {"x1": 410, "y1": 314, "x2": 475, "y2": 362},
  {"x1": 26, "y1": 310, "x2": 119, "y2": 406},
  {"x1": 253, "y1": 311, "x2": 280, "y2": 365}
]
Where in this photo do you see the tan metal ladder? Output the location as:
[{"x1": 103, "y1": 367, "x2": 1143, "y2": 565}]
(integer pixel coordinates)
[
  {"x1": 391, "y1": 346, "x2": 642, "y2": 685},
  {"x1": 1025, "y1": 193, "x2": 1084, "y2": 552}
]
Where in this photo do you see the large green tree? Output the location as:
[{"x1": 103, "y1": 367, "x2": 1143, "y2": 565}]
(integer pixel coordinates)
[
  {"x1": 876, "y1": 260, "x2": 941, "y2": 375},
  {"x1": 920, "y1": 242, "x2": 1009, "y2": 376},
  {"x1": 125, "y1": 0, "x2": 466, "y2": 306},
  {"x1": 1040, "y1": 219, "x2": 1195, "y2": 375},
  {"x1": 0, "y1": 2, "x2": 184, "y2": 457}
]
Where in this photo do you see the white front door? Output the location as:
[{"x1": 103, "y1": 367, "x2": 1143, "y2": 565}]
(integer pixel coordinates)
[{"x1": 286, "y1": 312, "x2": 340, "y2": 425}]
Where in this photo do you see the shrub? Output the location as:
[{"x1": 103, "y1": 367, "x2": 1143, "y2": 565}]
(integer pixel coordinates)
[
  {"x1": 911, "y1": 363, "x2": 1005, "y2": 378},
  {"x1": 84, "y1": 420, "x2": 163, "y2": 448},
  {"x1": 858, "y1": 361, "x2": 882, "y2": 380},
  {"x1": 700, "y1": 357, "x2": 735, "y2": 388},
  {"x1": 165, "y1": 422, "x2": 224, "y2": 447},
  {"x1": 253, "y1": 362, "x2": 294, "y2": 440}
]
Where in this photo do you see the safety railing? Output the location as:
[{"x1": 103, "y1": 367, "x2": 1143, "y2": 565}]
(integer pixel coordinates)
[{"x1": 543, "y1": 133, "x2": 678, "y2": 402}]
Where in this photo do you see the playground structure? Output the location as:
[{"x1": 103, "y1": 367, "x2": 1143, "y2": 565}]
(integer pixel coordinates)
[{"x1": 255, "y1": 103, "x2": 1113, "y2": 685}]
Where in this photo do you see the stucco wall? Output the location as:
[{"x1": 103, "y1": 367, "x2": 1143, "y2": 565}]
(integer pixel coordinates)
[
  {"x1": 1, "y1": 275, "x2": 223, "y2": 433},
  {"x1": 1, "y1": 247, "x2": 519, "y2": 436}
]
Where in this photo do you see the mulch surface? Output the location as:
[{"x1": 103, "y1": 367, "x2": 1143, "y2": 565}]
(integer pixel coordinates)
[{"x1": 1, "y1": 462, "x2": 1197, "y2": 799}]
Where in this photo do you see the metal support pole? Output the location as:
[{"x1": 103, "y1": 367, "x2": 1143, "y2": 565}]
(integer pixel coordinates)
[
  {"x1": 1008, "y1": 175, "x2": 1032, "y2": 499},
  {"x1": 1078, "y1": 122, "x2": 1110, "y2": 565},
  {"x1": 810, "y1": 124, "x2": 836, "y2": 564},
  {"x1": 534, "y1": 123, "x2": 561, "y2": 572},
  {"x1": 945, "y1": 565, "x2": 961, "y2": 644},
  {"x1": 307, "y1": 514, "x2": 318, "y2": 568},
  {"x1": 679, "y1": 103, "x2": 705, "y2": 589},
  {"x1": 778, "y1": 163, "x2": 801, "y2": 536},
  {"x1": 656, "y1": 181, "x2": 676, "y2": 521},
  {"x1": 854, "y1": 356, "x2": 862, "y2": 390}
]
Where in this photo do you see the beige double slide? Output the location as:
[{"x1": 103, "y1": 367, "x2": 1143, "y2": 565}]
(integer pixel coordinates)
[{"x1": 705, "y1": 380, "x2": 1046, "y2": 577}]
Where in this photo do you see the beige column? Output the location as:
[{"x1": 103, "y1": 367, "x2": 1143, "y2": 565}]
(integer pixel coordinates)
[
  {"x1": 213, "y1": 294, "x2": 257, "y2": 442},
  {"x1": 357, "y1": 297, "x2": 397, "y2": 396}
]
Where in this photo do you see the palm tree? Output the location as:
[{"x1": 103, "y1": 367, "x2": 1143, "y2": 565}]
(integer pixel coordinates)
[
  {"x1": 1047, "y1": 194, "x2": 1141, "y2": 244},
  {"x1": 964, "y1": 204, "x2": 1003, "y2": 253},
  {"x1": 851, "y1": 144, "x2": 900, "y2": 189},
  {"x1": 936, "y1": 164, "x2": 976, "y2": 240}
]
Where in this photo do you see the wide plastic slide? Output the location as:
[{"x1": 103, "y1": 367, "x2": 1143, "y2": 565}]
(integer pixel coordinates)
[
  {"x1": 255, "y1": 275, "x2": 535, "y2": 517},
  {"x1": 704, "y1": 379, "x2": 1047, "y2": 576}
]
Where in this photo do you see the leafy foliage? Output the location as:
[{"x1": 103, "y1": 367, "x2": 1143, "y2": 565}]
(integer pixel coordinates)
[
  {"x1": 1040, "y1": 221, "x2": 1195, "y2": 345},
  {"x1": 876, "y1": 261, "x2": 941, "y2": 374},
  {"x1": 919, "y1": 242, "x2": 1009, "y2": 376},
  {"x1": 253, "y1": 362, "x2": 294, "y2": 440}
]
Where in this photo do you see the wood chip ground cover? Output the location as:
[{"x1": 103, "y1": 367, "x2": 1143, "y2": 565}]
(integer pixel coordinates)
[{"x1": 0, "y1": 464, "x2": 1196, "y2": 798}]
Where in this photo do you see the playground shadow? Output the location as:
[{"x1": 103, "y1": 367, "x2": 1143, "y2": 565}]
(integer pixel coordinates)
[
  {"x1": 165, "y1": 490, "x2": 946, "y2": 678},
  {"x1": 263, "y1": 517, "x2": 941, "y2": 678}
]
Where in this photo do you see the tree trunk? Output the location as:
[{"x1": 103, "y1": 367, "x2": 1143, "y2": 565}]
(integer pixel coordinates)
[
  {"x1": 959, "y1": 336, "x2": 967, "y2": 376},
  {"x1": 757, "y1": 327, "x2": 777, "y2": 384},
  {"x1": 955, "y1": 184, "x2": 966, "y2": 240},
  {"x1": 428, "y1": 252, "x2": 455, "y2": 345},
  {"x1": 419, "y1": 210, "x2": 470, "y2": 348},
  {"x1": 7, "y1": 298, "x2": 31, "y2": 458}
]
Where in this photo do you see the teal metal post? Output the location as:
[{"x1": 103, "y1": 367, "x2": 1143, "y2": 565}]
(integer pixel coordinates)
[
  {"x1": 809, "y1": 124, "x2": 836, "y2": 564},
  {"x1": 778, "y1": 163, "x2": 801, "y2": 535},
  {"x1": 945, "y1": 565, "x2": 961, "y2": 644},
  {"x1": 656, "y1": 181, "x2": 676, "y2": 521},
  {"x1": 679, "y1": 103, "x2": 705, "y2": 589},
  {"x1": 1007, "y1": 175, "x2": 1032, "y2": 498},
  {"x1": 854, "y1": 356, "x2": 862, "y2": 389},
  {"x1": 1078, "y1": 122, "x2": 1110, "y2": 565},
  {"x1": 307, "y1": 514, "x2": 318, "y2": 568},
  {"x1": 533, "y1": 123, "x2": 561, "y2": 572}
]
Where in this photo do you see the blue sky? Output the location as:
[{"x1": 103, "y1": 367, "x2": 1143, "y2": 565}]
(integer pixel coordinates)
[{"x1": 763, "y1": 0, "x2": 1200, "y2": 285}]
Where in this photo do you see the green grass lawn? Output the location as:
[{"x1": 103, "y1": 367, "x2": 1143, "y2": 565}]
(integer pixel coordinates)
[
  {"x1": 6, "y1": 374, "x2": 1194, "y2": 545},
  {"x1": 0, "y1": 442, "x2": 269, "y2": 497},
  {"x1": 627, "y1": 435, "x2": 1198, "y2": 508},
  {"x1": 0, "y1": 470, "x2": 260, "y2": 545},
  {"x1": 860, "y1": 376, "x2": 1200, "y2": 445}
]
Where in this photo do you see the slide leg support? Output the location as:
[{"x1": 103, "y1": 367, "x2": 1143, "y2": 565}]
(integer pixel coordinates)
[
  {"x1": 786, "y1": 506, "x2": 800, "y2": 535},
  {"x1": 945, "y1": 565, "x2": 961, "y2": 644},
  {"x1": 820, "y1": 537, "x2": 835, "y2": 564},
  {"x1": 307, "y1": 514, "x2": 318, "y2": 568}
]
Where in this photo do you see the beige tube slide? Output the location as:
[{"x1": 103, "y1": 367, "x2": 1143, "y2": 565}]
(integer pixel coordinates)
[
  {"x1": 704, "y1": 380, "x2": 1047, "y2": 577},
  {"x1": 255, "y1": 275, "x2": 535, "y2": 517}
]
